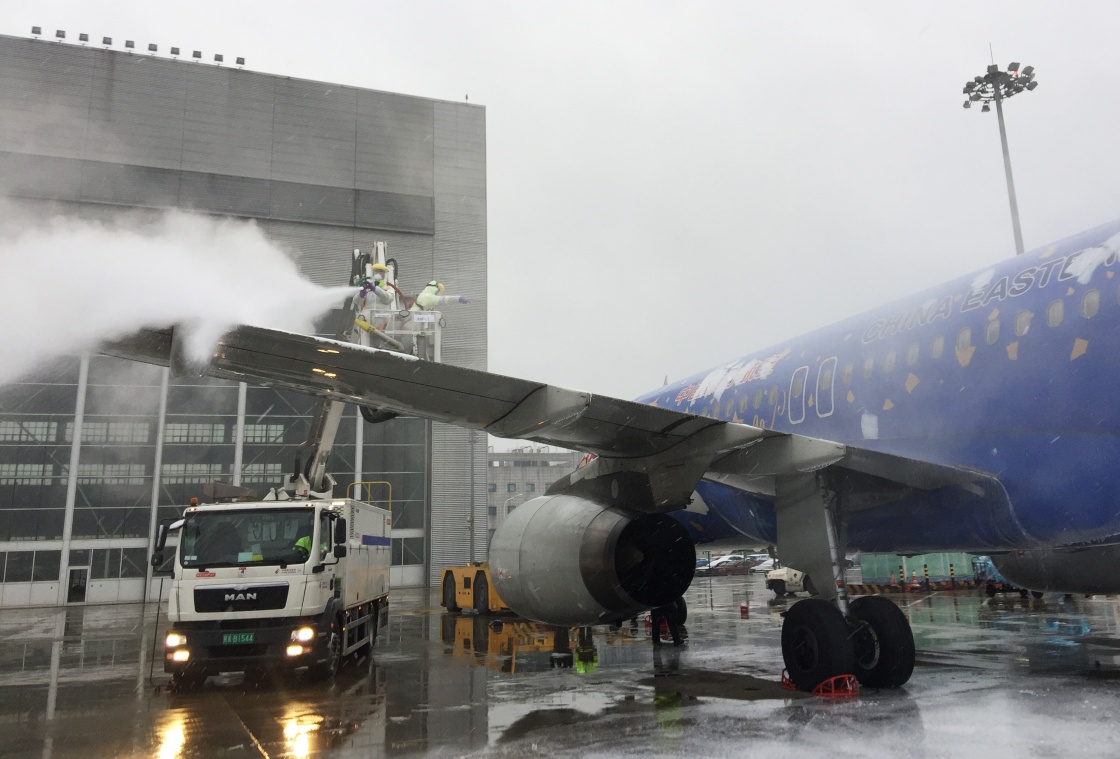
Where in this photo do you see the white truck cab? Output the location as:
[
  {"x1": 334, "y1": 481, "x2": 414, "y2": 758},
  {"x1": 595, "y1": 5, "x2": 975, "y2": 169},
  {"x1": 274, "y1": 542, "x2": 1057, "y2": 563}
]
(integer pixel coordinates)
[{"x1": 155, "y1": 497, "x2": 390, "y2": 685}]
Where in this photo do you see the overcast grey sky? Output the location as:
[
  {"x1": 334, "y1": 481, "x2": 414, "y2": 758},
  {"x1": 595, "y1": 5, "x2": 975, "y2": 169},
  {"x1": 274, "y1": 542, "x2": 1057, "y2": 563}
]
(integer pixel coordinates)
[{"x1": 8, "y1": 2, "x2": 1120, "y2": 400}]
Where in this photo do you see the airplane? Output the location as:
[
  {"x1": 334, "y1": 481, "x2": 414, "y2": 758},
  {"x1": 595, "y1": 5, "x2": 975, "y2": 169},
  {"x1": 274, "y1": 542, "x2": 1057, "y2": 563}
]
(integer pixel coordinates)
[{"x1": 103, "y1": 215, "x2": 1120, "y2": 692}]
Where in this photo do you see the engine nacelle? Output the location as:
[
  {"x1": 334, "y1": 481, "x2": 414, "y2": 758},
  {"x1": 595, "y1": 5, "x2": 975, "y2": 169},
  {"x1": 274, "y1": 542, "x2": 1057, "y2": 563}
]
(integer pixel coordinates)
[
  {"x1": 489, "y1": 495, "x2": 695, "y2": 626},
  {"x1": 993, "y1": 545, "x2": 1120, "y2": 594}
]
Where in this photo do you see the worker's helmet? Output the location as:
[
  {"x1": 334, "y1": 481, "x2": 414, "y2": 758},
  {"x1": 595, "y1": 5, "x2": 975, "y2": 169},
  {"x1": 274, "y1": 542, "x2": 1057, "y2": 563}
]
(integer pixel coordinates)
[
  {"x1": 371, "y1": 263, "x2": 389, "y2": 272},
  {"x1": 425, "y1": 281, "x2": 445, "y2": 294}
]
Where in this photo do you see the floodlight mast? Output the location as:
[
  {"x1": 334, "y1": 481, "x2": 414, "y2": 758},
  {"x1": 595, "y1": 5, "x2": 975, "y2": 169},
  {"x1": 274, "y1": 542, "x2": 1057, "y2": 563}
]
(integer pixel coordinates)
[{"x1": 962, "y1": 62, "x2": 1038, "y2": 255}]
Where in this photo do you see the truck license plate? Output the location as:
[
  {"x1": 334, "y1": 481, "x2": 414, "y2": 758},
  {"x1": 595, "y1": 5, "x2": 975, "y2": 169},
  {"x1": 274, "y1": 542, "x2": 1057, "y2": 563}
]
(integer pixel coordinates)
[{"x1": 222, "y1": 632, "x2": 254, "y2": 645}]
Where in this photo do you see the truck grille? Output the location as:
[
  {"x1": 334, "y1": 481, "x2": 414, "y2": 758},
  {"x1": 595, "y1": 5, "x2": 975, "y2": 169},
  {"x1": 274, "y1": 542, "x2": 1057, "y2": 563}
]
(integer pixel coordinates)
[{"x1": 194, "y1": 583, "x2": 289, "y2": 613}]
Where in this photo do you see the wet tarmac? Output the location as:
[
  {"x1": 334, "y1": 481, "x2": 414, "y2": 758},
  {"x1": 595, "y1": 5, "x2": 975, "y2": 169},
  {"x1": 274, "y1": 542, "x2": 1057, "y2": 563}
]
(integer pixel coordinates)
[{"x1": 3, "y1": 574, "x2": 1120, "y2": 757}]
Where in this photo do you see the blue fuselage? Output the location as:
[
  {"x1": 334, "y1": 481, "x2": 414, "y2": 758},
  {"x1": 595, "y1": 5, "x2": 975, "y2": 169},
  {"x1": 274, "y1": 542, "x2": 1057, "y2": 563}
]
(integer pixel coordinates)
[{"x1": 641, "y1": 219, "x2": 1120, "y2": 553}]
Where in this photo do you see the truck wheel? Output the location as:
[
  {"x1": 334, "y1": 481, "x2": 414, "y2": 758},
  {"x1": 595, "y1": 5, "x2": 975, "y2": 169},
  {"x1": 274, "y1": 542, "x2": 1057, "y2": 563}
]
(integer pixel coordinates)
[
  {"x1": 804, "y1": 575, "x2": 817, "y2": 596},
  {"x1": 985, "y1": 582, "x2": 997, "y2": 598},
  {"x1": 443, "y1": 573, "x2": 459, "y2": 612},
  {"x1": 772, "y1": 579, "x2": 787, "y2": 598},
  {"x1": 310, "y1": 619, "x2": 343, "y2": 681},
  {"x1": 473, "y1": 574, "x2": 490, "y2": 614}
]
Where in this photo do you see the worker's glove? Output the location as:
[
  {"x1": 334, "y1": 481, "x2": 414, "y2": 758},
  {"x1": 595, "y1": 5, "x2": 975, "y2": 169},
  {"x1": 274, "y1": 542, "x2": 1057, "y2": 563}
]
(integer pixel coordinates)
[{"x1": 458, "y1": 296, "x2": 471, "y2": 304}]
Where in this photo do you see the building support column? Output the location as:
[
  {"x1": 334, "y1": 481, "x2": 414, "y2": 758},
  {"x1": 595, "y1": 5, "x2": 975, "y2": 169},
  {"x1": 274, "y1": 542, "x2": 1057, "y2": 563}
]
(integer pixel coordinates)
[
  {"x1": 143, "y1": 367, "x2": 171, "y2": 600},
  {"x1": 232, "y1": 382, "x2": 247, "y2": 486},
  {"x1": 55, "y1": 355, "x2": 89, "y2": 606}
]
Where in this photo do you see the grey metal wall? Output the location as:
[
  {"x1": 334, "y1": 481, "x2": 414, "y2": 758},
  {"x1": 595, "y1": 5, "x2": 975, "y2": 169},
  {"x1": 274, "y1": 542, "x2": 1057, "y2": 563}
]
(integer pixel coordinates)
[{"x1": 0, "y1": 34, "x2": 487, "y2": 593}]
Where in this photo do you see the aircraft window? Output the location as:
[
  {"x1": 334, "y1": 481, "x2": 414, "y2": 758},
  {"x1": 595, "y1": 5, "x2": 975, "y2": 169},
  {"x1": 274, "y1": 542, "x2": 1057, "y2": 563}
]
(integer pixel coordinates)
[
  {"x1": 739, "y1": 395, "x2": 749, "y2": 414},
  {"x1": 1047, "y1": 299, "x2": 1064, "y2": 327},
  {"x1": 1014, "y1": 310, "x2": 1033, "y2": 336},
  {"x1": 1082, "y1": 289, "x2": 1100, "y2": 319},
  {"x1": 789, "y1": 366, "x2": 809, "y2": 424},
  {"x1": 768, "y1": 385, "x2": 778, "y2": 406},
  {"x1": 753, "y1": 390, "x2": 762, "y2": 409},
  {"x1": 956, "y1": 327, "x2": 972, "y2": 352},
  {"x1": 985, "y1": 318, "x2": 1000, "y2": 345},
  {"x1": 816, "y1": 357, "x2": 837, "y2": 418},
  {"x1": 862, "y1": 357, "x2": 874, "y2": 378},
  {"x1": 907, "y1": 343, "x2": 919, "y2": 367},
  {"x1": 883, "y1": 351, "x2": 896, "y2": 373},
  {"x1": 841, "y1": 363, "x2": 853, "y2": 385},
  {"x1": 930, "y1": 335, "x2": 944, "y2": 360},
  {"x1": 725, "y1": 399, "x2": 733, "y2": 418},
  {"x1": 818, "y1": 364, "x2": 833, "y2": 392}
]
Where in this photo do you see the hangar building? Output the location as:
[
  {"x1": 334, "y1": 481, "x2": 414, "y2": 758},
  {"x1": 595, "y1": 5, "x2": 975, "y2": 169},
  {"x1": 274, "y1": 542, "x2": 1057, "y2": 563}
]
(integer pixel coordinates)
[{"x1": 0, "y1": 33, "x2": 487, "y2": 605}]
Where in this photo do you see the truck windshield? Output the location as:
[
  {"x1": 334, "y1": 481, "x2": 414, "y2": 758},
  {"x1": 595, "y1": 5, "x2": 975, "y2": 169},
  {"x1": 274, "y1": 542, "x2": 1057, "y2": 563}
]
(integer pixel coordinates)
[{"x1": 179, "y1": 509, "x2": 316, "y2": 569}]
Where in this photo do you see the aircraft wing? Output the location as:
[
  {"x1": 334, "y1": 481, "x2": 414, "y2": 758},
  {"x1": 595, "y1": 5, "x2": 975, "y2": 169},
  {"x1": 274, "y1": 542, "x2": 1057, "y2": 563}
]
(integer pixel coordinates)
[{"x1": 101, "y1": 324, "x2": 1003, "y2": 512}]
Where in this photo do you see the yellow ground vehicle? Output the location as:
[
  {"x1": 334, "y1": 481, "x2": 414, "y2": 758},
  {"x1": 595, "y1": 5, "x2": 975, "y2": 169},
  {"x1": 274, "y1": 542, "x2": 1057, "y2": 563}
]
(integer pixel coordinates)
[{"x1": 441, "y1": 562, "x2": 508, "y2": 614}]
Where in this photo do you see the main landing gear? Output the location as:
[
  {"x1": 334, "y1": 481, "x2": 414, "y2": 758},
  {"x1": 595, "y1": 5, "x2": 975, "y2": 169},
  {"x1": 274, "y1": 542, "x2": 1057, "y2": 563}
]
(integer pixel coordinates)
[{"x1": 775, "y1": 473, "x2": 916, "y2": 692}]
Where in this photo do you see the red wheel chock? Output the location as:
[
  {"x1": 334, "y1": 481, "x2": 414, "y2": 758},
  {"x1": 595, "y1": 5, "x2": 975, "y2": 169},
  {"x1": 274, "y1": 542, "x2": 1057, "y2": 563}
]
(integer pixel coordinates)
[
  {"x1": 780, "y1": 670, "x2": 860, "y2": 697},
  {"x1": 780, "y1": 669, "x2": 796, "y2": 690}
]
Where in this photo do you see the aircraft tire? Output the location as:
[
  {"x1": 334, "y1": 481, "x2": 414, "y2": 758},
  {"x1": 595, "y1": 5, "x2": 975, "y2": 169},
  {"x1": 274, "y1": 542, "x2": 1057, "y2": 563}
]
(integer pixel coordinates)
[
  {"x1": 781, "y1": 598, "x2": 856, "y2": 692},
  {"x1": 849, "y1": 595, "x2": 915, "y2": 688},
  {"x1": 443, "y1": 573, "x2": 459, "y2": 612}
]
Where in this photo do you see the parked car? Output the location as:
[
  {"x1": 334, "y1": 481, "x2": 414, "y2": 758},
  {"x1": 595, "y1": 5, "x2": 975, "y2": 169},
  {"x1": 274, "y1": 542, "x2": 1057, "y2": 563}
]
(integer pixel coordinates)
[
  {"x1": 749, "y1": 558, "x2": 776, "y2": 573},
  {"x1": 701, "y1": 557, "x2": 748, "y2": 576},
  {"x1": 695, "y1": 553, "x2": 744, "y2": 576}
]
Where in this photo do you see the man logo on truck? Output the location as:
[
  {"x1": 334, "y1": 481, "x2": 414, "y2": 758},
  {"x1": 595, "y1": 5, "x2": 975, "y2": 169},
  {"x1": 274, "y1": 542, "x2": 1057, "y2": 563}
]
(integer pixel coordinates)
[{"x1": 225, "y1": 592, "x2": 257, "y2": 601}]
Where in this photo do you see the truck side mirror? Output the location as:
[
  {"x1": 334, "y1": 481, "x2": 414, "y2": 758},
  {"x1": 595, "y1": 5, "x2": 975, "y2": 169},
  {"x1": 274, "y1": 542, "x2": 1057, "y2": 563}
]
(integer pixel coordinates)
[
  {"x1": 150, "y1": 552, "x2": 163, "y2": 568},
  {"x1": 334, "y1": 517, "x2": 347, "y2": 544},
  {"x1": 333, "y1": 545, "x2": 348, "y2": 559}
]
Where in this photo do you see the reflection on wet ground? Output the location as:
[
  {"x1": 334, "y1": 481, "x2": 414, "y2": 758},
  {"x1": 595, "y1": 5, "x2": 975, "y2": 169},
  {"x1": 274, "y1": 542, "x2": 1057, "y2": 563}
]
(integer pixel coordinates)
[{"x1": 3, "y1": 576, "x2": 1120, "y2": 757}]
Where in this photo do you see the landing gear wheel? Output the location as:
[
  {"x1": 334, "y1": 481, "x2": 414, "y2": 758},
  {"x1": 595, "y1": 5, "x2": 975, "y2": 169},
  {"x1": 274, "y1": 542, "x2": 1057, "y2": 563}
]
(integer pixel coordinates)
[
  {"x1": 473, "y1": 574, "x2": 490, "y2": 614},
  {"x1": 443, "y1": 573, "x2": 459, "y2": 612},
  {"x1": 781, "y1": 598, "x2": 856, "y2": 692},
  {"x1": 849, "y1": 595, "x2": 915, "y2": 688},
  {"x1": 771, "y1": 579, "x2": 787, "y2": 598},
  {"x1": 310, "y1": 622, "x2": 343, "y2": 681},
  {"x1": 672, "y1": 596, "x2": 687, "y2": 625}
]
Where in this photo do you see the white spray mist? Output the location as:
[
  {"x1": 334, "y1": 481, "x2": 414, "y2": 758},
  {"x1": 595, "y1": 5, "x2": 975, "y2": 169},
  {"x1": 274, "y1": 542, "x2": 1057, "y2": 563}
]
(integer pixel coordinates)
[{"x1": 0, "y1": 209, "x2": 357, "y2": 384}]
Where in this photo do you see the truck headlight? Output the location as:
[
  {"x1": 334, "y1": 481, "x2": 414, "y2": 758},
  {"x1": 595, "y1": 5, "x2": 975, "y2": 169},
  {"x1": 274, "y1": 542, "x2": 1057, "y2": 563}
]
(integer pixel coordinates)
[
  {"x1": 171, "y1": 650, "x2": 190, "y2": 662},
  {"x1": 165, "y1": 633, "x2": 187, "y2": 648},
  {"x1": 286, "y1": 645, "x2": 305, "y2": 657},
  {"x1": 291, "y1": 626, "x2": 315, "y2": 643}
]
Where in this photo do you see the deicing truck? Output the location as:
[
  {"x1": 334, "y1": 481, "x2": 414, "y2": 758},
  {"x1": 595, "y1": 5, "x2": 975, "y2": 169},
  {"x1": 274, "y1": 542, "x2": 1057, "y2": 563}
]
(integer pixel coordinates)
[
  {"x1": 154, "y1": 496, "x2": 390, "y2": 685},
  {"x1": 149, "y1": 242, "x2": 443, "y2": 686}
]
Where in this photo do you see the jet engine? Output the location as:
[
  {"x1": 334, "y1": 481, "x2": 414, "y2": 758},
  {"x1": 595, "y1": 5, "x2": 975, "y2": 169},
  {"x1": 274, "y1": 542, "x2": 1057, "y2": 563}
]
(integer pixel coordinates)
[
  {"x1": 488, "y1": 495, "x2": 695, "y2": 626},
  {"x1": 993, "y1": 545, "x2": 1120, "y2": 595}
]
